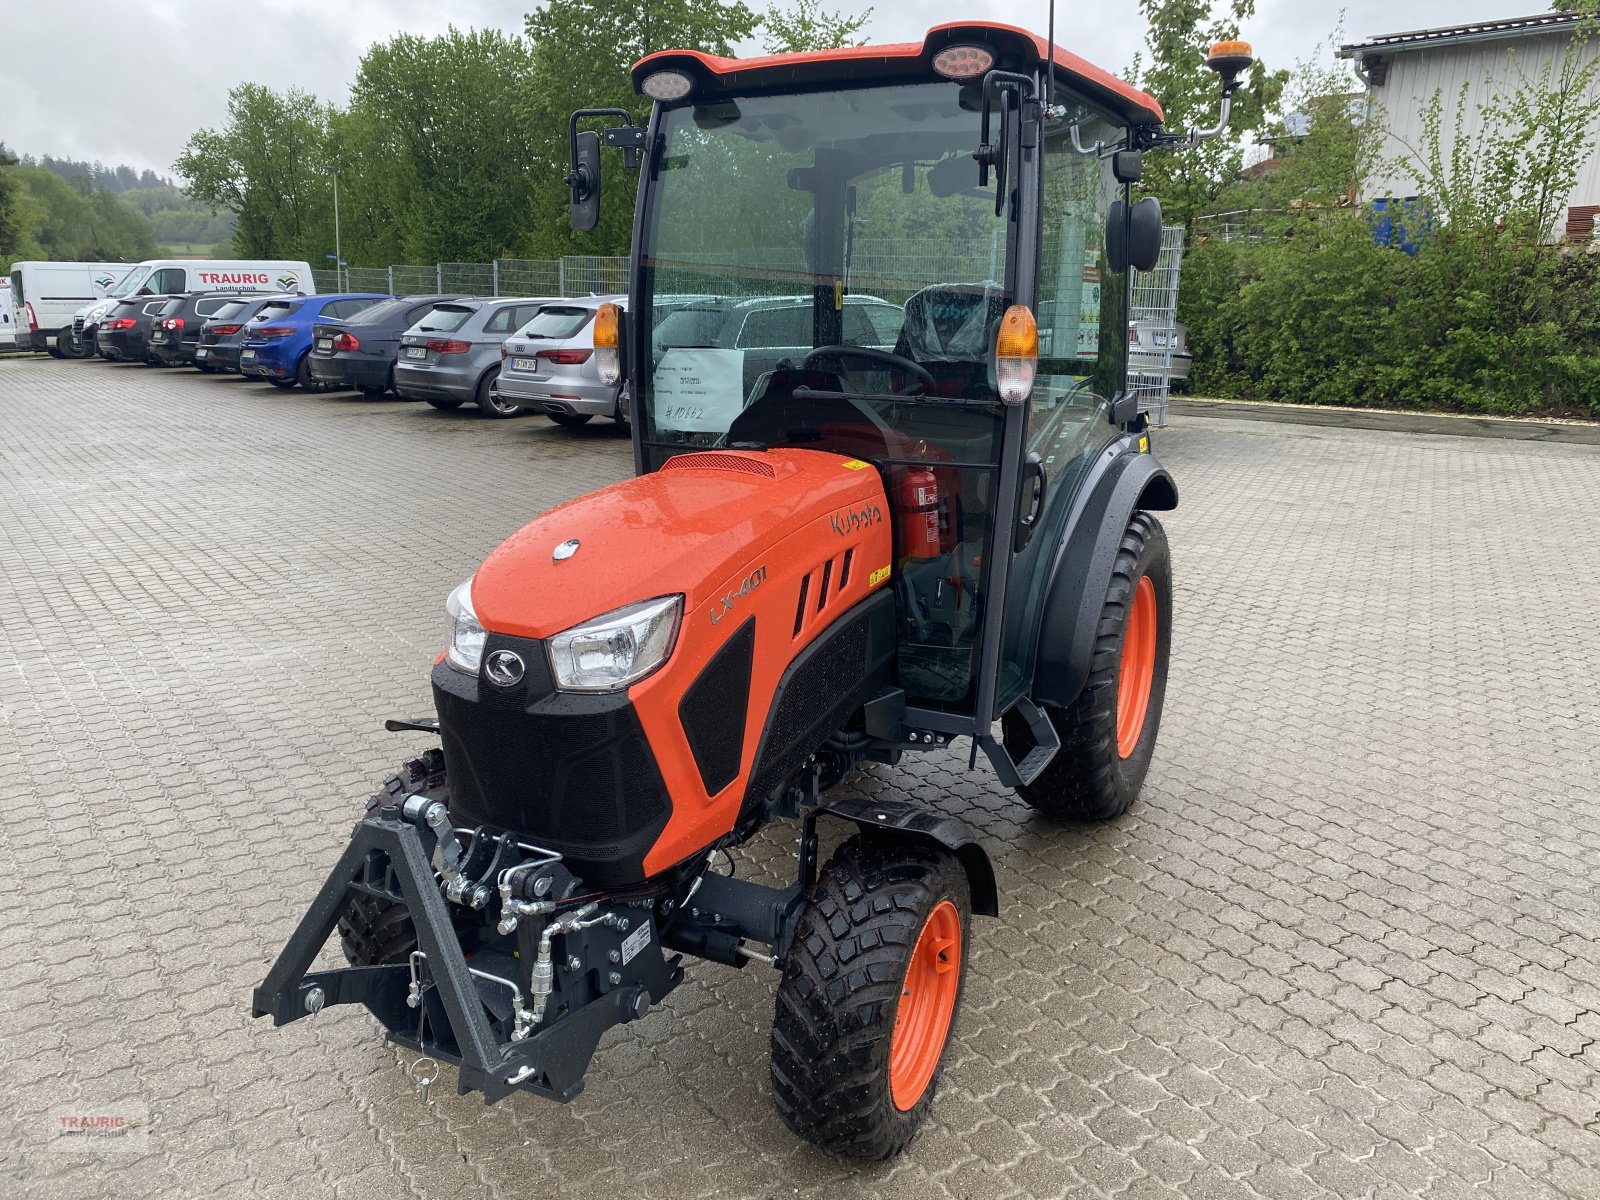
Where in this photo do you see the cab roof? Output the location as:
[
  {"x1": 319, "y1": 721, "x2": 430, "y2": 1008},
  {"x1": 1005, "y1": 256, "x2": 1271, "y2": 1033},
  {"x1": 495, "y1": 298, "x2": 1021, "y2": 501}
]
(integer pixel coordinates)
[{"x1": 633, "y1": 22, "x2": 1164, "y2": 127}]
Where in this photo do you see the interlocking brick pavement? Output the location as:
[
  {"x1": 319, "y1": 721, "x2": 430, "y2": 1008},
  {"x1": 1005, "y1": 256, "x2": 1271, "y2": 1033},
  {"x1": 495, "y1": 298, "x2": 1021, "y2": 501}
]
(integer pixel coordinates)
[{"x1": 0, "y1": 355, "x2": 1597, "y2": 1199}]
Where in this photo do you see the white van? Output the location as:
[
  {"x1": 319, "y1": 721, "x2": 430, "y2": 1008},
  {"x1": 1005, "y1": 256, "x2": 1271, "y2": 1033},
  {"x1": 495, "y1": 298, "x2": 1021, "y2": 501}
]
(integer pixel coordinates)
[
  {"x1": 8, "y1": 261, "x2": 132, "y2": 354},
  {"x1": 0, "y1": 278, "x2": 15, "y2": 350},
  {"x1": 67, "y1": 258, "x2": 315, "y2": 357}
]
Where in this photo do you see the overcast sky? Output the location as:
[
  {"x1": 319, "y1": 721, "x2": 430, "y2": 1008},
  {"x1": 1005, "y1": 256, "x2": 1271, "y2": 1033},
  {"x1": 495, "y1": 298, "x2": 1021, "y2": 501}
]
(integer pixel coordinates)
[{"x1": 0, "y1": 0, "x2": 1541, "y2": 178}]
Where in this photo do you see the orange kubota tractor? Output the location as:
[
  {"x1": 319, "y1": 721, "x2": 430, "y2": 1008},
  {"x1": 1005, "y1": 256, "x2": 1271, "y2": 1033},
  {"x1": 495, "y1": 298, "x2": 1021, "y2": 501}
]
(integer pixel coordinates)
[{"x1": 255, "y1": 23, "x2": 1253, "y2": 1159}]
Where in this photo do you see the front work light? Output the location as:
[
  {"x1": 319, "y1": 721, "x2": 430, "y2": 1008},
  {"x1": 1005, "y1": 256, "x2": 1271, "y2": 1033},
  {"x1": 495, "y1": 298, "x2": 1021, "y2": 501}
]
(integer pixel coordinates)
[
  {"x1": 445, "y1": 579, "x2": 488, "y2": 674},
  {"x1": 995, "y1": 304, "x2": 1038, "y2": 405},
  {"x1": 593, "y1": 301, "x2": 622, "y2": 385},
  {"x1": 931, "y1": 44, "x2": 995, "y2": 81},
  {"x1": 547, "y1": 595, "x2": 682, "y2": 693},
  {"x1": 641, "y1": 70, "x2": 694, "y2": 102}
]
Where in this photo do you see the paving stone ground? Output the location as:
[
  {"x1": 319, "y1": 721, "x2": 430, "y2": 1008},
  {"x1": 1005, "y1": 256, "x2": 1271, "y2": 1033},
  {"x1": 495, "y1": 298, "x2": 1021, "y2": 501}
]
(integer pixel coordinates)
[{"x1": 0, "y1": 354, "x2": 1597, "y2": 1200}]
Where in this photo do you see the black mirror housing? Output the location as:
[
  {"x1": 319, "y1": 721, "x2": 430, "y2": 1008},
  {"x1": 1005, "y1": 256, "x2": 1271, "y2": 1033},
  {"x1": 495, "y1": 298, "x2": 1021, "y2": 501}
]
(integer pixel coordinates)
[
  {"x1": 1129, "y1": 197, "x2": 1164, "y2": 271},
  {"x1": 568, "y1": 130, "x2": 601, "y2": 232}
]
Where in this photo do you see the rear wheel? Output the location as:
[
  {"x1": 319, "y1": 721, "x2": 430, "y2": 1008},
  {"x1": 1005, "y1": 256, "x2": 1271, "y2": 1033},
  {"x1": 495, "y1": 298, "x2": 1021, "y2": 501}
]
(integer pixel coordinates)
[
  {"x1": 337, "y1": 750, "x2": 479, "y2": 966},
  {"x1": 295, "y1": 352, "x2": 319, "y2": 391},
  {"x1": 547, "y1": 412, "x2": 592, "y2": 428},
  {"x1": 1003, "y1": 511, "x2": 1171, "y2": 821},
  {"x1": 426, "y1": 397, "x2": 464, "y2": 411},
  {"x1": 476, "y1": 367, "x2": 522, "y2": 418},
  {"x1": 771, "y1": 836, "x2": 970, "y2": 1159}
]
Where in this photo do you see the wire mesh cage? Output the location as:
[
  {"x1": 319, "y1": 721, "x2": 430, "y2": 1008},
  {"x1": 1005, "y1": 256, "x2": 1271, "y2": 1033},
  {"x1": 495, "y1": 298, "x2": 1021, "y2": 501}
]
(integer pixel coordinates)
[{"x1": 1126, "y1": 225, "x2": 1186, "y2": 427}]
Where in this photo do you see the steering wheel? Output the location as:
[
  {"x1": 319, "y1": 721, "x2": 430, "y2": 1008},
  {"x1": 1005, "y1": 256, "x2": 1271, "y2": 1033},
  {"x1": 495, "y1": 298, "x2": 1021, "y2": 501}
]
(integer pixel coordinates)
[{"x1": 802, "y1": 345, "x2": 934, "y2": 396}]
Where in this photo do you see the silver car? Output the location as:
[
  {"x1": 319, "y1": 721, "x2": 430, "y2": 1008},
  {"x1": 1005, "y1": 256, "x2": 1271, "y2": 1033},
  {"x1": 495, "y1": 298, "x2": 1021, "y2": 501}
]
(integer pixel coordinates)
[
  {"x1": 394, "y1": 297, "x2": 553, "y2": 417},
  {"x1": 496, "y1": 295, "x2": 630, "y2": 428},
  {"x1": 1127, "y1": 319, "x2": 1193, "y2": 382}
]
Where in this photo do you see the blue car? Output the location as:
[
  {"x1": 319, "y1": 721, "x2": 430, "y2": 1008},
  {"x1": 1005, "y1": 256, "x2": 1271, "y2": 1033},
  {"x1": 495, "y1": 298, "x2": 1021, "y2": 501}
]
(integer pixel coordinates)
[{"x1": 239, "y1": 293, "x2": 390, "y2": 390}]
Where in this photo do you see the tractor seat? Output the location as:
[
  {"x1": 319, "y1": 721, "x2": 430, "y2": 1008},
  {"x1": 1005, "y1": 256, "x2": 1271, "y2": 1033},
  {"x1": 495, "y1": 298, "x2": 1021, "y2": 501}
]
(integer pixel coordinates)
[
  {"x1": 725, "y1": 367, "x2": 899, "y2": 459},
  {"x1": 893, "y1": 283, "x2": 1011, "y2": 399}
]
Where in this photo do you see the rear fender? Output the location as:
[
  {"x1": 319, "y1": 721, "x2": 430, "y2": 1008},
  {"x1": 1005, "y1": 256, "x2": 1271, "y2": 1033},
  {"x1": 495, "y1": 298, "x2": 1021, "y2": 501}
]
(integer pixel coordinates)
[
  {"x1": 816, "y1": 796, "x2": 998, "y2": 917},
  {"x1": 1032, "y1": 446, "x2": 1176, "y2": 710}
]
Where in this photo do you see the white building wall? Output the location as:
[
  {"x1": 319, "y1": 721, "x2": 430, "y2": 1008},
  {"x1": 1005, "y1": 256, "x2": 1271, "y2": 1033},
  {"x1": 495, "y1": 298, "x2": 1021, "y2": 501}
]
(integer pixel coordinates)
[{"x1": 1361, "y1": 30, "x2": 1600, "y2": 234}]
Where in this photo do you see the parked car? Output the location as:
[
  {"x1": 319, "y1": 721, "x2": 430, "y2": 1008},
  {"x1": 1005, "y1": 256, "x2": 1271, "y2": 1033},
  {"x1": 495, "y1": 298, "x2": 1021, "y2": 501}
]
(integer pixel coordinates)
[
  {"x1": 238, "y1": 293, "x2": 390, "y2": 390},
  {"x1": 650, "y1": 293, "x2": 904, "y2": 398},
  {"x1": 193, "y1": 295, "x2": 291, "y2": 373},
  {"x1": 148, "y1": 291, "x2": 267, "y2": 367},
  {"x1": 496, "y1": 295, "x2": 631, "y2": 427},
  {"x1": 95, "y1": 296, "x2": 178, "y2": 363},
  {"x1": 1127, "y1": 319, "x2": 1192, "y2": 382},
  {"x1": 70, "y1": 258, "x2": 314, "y2": 358},
  {"x1": 394, "y1": 297, "x2": 552, "y2": 417},
  {"x1": 307, "y1": 295, "x2": 466, "y2": 397}
]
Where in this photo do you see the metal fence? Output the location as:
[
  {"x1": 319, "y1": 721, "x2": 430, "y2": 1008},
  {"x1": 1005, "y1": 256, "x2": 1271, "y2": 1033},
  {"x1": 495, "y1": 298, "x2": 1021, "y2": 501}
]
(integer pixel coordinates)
[
  {"x1": 309, "y1": 233, "x2": 1185, "y2": 418},
  {"x1": 1127, "y1": 225, "x2": 1186, "y2": 427},
  {"x1": 310, "y1": 257, "x2": 627, "y2": 300}
]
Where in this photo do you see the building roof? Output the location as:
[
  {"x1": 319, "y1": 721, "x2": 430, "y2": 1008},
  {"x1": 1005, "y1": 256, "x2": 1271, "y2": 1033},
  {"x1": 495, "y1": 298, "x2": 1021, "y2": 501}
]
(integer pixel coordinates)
[{"x1": 1339, "y1": 11, "x2": 1582, "y2": 58}]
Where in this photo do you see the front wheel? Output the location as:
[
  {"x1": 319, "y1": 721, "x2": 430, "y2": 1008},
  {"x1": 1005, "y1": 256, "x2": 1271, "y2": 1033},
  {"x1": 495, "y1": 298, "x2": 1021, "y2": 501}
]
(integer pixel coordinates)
[
  {"x1": 1003, "y1": 510, "x2": 1171, "y2": 821},
  {"x1": 771, "y1": 837, "x2": 970, "y2": 1160},
  {"x1": 337, "y1": 750, "x2": 479, "y2": 965}
]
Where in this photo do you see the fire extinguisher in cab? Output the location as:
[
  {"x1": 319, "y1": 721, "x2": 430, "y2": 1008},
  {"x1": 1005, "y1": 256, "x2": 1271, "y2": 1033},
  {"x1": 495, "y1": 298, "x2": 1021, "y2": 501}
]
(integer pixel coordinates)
[{"x1": 895, "y1": 467, "x2": 943, "y2": 560}]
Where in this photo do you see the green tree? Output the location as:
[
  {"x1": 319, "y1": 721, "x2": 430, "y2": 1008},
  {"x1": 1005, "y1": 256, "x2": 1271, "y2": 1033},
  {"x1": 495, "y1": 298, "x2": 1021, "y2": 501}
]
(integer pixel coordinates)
[
  {"x1": 520, "y1": 0, "x2": 760, "y2": 260},
  {"x1": 5, "y1": 167, "x2": 157, "y2": 260},
  {"x1": 344, "y1": 27, "x2": 539, "y2": 265},
  {"x1": 175, "y1": 84, "x2": 335, "y2": 258},
  {"x1": 761, "y1": 0, "x2": 872, "y2": 54},
  {"x1": 0, "y1": 145, "x2": 30, "y2": 264},
  {"x1": 1128, "y1": 0, "x2": 1285, "y2": 233}
]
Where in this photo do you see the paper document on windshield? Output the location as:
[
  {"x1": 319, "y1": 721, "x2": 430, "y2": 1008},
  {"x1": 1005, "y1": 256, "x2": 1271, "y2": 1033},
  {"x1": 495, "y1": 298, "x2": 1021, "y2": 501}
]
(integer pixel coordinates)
[{"x1": 653, "y1": 349, "x2": 745, "y2": 433}]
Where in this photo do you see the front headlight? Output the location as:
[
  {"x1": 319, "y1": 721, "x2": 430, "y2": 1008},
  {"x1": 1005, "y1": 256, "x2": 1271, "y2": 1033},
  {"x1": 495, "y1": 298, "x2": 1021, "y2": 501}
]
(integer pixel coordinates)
[
  {"x1": 445, "y1": 579, "x2": 487, "y2": 673},
  {"x1": 547, "y1": 595, "x2": 682, "y2": 693}
]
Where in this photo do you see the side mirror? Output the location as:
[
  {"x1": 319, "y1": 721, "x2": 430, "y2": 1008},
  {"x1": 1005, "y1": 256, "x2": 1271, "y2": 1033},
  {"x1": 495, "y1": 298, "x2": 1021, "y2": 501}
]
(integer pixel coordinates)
[
  {"x1": 1105, "y1": 196, "x2": 1165, "y2": 273},
  {"x1": 567, "y1": 130, "x2": 601, "y2": 232},
  {"x1": 1129, "y1": 197, "x2": 1164, "y2": 271}
]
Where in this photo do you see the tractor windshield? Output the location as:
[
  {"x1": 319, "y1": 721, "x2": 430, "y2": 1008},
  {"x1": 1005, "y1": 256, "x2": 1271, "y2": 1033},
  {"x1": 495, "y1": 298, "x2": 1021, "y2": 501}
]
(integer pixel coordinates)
[
  {"x1": 635, "y1": 79, "x2": 1129, "y2": 709},
  {"x1": 637, "y1": 83, "x2": 1018, "y2": 461}
]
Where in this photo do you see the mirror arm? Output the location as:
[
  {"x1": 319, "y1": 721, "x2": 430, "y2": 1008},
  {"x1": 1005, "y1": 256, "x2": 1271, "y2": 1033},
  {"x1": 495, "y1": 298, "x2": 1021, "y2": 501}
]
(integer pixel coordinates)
[{"x1": 567, "y1": 107, "x2": 641, "y2": 189}]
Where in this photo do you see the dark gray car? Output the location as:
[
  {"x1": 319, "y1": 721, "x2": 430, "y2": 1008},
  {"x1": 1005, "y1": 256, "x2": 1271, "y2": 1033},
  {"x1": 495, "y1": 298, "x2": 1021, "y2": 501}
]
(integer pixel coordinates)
[
  {"x1": 394, "y1": 297, "x2": 554, "y2": 417},
  {"x1": 307, "y1": 295, "x2": 467, "y2": 397}
]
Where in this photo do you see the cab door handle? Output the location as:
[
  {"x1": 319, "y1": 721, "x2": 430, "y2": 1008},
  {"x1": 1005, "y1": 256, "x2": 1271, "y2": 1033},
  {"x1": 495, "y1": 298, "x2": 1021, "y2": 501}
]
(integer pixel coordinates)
[{"x1": 1014, "y1": 451, "x2": 1046, "y2": 552}]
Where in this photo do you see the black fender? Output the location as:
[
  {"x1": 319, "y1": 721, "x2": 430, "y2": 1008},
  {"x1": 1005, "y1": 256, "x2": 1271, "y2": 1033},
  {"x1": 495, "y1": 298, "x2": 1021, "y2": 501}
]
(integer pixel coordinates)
[
  {"x1": 1032, "y1": 441, "x2": 1177, "y2": 710},
  {"x1": 816, "y1": 795, "x2": 999, "y2": 917}
]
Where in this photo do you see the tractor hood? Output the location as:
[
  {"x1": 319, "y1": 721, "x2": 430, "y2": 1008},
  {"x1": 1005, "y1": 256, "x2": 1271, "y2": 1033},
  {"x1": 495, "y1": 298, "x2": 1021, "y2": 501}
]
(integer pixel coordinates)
[{"x1": 470, "y1": 448, "x2": 888, "y2": 640}]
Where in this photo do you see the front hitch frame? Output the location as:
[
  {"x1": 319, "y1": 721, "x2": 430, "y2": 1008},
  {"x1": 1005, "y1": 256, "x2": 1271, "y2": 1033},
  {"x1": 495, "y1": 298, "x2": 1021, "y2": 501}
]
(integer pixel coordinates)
[{"x1": 251, "y1": 810, "x2": 670, "y2": 1103}]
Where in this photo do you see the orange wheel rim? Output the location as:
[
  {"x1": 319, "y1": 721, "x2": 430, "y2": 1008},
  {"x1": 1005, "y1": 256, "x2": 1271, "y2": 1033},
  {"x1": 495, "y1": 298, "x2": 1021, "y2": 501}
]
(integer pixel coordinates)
[
  {"x1": 1116, "y1": 575, "x2": 1158, "y2": 759},
  {"x1": 889, "y1": 900, "x2": 962, "y2": 1111}
]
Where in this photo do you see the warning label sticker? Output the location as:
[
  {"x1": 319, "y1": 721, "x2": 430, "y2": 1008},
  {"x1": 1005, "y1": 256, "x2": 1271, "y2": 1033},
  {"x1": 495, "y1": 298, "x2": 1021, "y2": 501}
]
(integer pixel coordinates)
[{"x1": 620, "y1": 919, "x2": 652, "y2": 965}]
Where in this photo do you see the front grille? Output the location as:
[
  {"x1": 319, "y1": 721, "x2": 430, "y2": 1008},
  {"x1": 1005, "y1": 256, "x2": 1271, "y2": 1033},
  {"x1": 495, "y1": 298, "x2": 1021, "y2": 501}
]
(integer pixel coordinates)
[
  {"x1": 73, "y1": 316, "x2": 85, "y2": 336},
  {"x1": 431, "y1": 635, "x2": 672, "y2": 886}
]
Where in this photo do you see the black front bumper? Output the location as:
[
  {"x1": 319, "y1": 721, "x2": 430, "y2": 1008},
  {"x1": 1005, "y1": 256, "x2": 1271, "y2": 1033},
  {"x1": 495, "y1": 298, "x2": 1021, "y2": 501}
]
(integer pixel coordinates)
[{"x1": 432, "y1": 643, "x2": 672, "y2": 888}]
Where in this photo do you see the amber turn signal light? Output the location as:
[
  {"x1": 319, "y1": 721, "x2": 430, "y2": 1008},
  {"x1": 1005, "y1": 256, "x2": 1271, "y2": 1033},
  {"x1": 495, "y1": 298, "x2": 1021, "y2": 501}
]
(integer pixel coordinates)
[
  {"x1": 995, "y1": 305, "x2": 1038, "y2": 406},
  {"x1": 593, "y1": 301, "x2": 622, "y2": 385}
]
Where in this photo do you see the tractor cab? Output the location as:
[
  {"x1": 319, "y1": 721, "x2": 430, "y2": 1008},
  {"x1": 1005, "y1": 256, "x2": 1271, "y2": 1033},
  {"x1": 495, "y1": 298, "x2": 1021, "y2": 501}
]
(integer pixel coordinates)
[{"x1": 572, "y1": 24, "x2": 1188, "y2": 779}]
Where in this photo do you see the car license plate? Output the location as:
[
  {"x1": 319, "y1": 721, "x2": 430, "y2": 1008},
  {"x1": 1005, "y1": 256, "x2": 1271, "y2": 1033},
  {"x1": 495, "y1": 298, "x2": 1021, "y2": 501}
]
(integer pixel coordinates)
[
  {"x1": 195, "y1": 348, "x2": 209, "y2": 358},
  {"x1": 404, "y1": 346, "x2": 426, "y2": 359},
  {"x1": 315, "y1": 338, "x2": 332, "y2": 352},
  {"x1": 241, "y1": 350, "x2": 256, "y2": 361},
  {"x1": 1152, "y1": 333, "x2": 1169, "y2": 347},
  {"x1": 513, "y1": 357, "x2": 538, "y2": 371}
]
